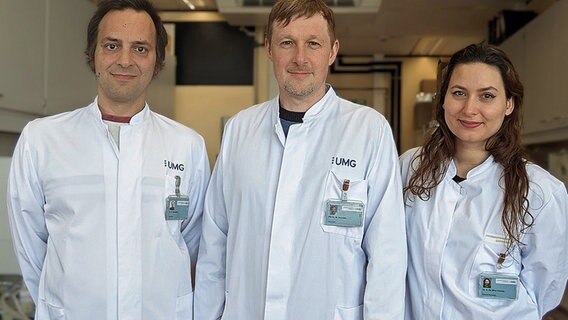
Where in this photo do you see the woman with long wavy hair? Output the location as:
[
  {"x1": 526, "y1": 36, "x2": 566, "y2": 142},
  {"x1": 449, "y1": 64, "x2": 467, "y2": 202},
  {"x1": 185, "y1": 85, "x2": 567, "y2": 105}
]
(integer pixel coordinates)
[{"x1": 400, "y1": 43, "x2": 568, "y2": 319}]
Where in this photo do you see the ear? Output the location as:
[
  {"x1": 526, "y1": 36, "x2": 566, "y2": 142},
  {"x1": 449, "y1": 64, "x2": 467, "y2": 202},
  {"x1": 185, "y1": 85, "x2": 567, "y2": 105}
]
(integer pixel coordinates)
[
  {"x1": 265, "y1": 38, "x2": 273, "y2": 61},
  {"x1": 505, "y1": 98, "x2": 514, "y2": 116},
  {"x1": 328, "y1": 39, "x2": 339, "y2": 66}
]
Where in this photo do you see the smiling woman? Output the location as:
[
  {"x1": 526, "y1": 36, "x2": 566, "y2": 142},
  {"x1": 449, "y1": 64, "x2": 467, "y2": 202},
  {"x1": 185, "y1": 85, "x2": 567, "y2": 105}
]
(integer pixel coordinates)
[
  {"x1": 400, "y1": 42, "x2": 568, "y2": 320},
  {"x1": 443, "y1": 62, "x2": 514, "y2": 153}
]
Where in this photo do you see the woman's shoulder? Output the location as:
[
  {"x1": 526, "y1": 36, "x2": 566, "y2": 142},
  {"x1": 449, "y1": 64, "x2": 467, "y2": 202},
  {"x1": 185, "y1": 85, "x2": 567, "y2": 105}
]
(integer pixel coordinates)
[
  {"x1": 526, "y1": 161, "x2": 567, "y2": 207},
  {"x1": 526, "y1": 162, "x2": 565, "y2": 190},
  {"x1": 399, "y1": 147, "x2": 422, "y2": 164}
]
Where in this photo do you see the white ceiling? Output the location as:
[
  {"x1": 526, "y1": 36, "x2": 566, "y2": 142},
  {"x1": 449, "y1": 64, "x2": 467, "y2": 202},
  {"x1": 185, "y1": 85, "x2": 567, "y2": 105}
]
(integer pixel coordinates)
[{"x1": 97, "y1": 0, "x2": 556, "y2": 56}]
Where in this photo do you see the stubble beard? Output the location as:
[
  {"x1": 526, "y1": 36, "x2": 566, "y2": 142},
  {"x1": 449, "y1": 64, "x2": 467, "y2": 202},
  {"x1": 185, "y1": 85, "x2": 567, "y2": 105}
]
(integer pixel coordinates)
[{"x1": 283, "y1": 81, "x2": 315, "y2": 98}]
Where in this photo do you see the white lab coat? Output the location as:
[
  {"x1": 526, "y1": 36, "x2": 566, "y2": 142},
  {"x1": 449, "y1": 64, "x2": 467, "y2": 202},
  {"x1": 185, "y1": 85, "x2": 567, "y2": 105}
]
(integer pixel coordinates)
[
  {"x1": 400, "y1": 147, "x2": 568, "y2": 320},
  {"x1": 7, "y1": 98, "x2": 210, "y2": 320},
  {"x1": 194, "y1": 87, "x2": 407, "y2": 320}
]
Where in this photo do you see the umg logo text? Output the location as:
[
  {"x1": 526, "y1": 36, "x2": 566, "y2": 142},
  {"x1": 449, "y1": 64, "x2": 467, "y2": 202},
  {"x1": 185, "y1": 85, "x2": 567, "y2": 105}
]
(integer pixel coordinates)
[
  {"x1": 331, "y1": 157, "x2": 357, "y2": 168},
  {"x1": 164, "y1": 160, "x2": 185, "y2": 171}
]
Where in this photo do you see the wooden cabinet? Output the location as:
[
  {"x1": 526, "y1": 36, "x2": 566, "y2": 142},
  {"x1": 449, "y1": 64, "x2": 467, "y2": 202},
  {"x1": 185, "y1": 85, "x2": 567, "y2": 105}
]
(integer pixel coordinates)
[
  {"x1": 0, "y1": 0, "x2": 96, "y2": 132},
  {"x1": 500, "y1": 0, "x2": 568, "y2": 144}
]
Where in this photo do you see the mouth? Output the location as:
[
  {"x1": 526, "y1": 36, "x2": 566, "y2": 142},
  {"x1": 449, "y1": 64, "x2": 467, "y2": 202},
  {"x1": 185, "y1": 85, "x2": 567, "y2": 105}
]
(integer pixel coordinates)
[
  {"x1": 288, "y1": 70, "x2": 312, "y2": 80},
  {"x1": 459, "y1": 120, "x2": 482, "y2": 128},
  {"x1": 111, "y1": 73, "x2": 137, "y2": 81},
  {"x1": 288, "y1": 68, "x2": 312, "y2": 74}
]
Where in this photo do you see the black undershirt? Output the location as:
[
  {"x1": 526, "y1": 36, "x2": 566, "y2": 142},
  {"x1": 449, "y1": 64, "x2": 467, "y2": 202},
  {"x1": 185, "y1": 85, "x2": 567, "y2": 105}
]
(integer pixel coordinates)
[
  {"x1": 279, "y1": 106, "x2": 305, "y2": 137},
  {"x1": 279, "y1": 106, "x2": 305, "y2": 122},
  {"x1": 452, "y1": 175, "x2": 466, "y2": 183}
]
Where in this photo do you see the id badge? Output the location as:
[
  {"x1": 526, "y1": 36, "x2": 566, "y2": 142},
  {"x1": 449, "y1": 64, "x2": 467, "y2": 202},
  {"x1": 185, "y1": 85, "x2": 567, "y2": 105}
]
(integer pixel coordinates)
[
  {"x1": 478, "y1": 272, "x2": 519, "y2": 300},
  {"x1": 165, "y1": 195, "x2": 189, "y2": 220},
  {"x1": 324, "y1": 199, "x2": 364, "y2": 227}
]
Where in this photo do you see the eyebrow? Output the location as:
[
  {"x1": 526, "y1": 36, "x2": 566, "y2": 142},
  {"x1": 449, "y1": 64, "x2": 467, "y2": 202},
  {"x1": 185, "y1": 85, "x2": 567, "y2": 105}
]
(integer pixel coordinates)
[
  {"x1": 101, "y1": 36, "x2": 151, "y2": 47},
  {"x1": 102, "y1": 36, "x2": 121, "y2": 43},
  {"x1": 275, "y1": 31, "x2": 323, "y2": 39},
  {"x1": 450, "y1": 84, "x2": 499, "y2": 92},
  {"x1": 479, "y1": 86, "x2": 498, "y2": 92}
]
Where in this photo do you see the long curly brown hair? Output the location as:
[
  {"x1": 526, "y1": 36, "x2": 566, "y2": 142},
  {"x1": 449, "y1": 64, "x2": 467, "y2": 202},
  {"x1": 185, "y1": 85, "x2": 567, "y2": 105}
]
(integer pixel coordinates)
[{"x1": 404, "y1": 43, "x2": 533, "y2": 252}]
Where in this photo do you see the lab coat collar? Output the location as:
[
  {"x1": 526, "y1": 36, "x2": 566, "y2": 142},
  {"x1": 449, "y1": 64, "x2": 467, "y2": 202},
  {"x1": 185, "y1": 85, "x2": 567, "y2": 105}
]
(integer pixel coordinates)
[
  {"x1": 447, "y1": 154, "x2": 496, "y2": 181},
  {"x1": 89, "y1": 96, "x2": 150, "y2": 125},
  {"x1": 272, "y1": 84, "x2": 337, "y2": 123},
  {"x1": 303, "y1": 84, "x2": 336, "y2": 122},
  {"x1": 271, "y1": 85, "x2": 337, "y2": 145}
]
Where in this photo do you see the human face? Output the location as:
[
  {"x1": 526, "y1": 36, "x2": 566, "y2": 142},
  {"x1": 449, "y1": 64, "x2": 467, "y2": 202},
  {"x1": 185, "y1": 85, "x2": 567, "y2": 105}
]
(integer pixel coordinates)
[
  {"x1": 94, "y1": 9, "x2": 156, "y2": 112},
  {"x1": 266, "y1": 14, "x2": 339, "y2": 109},
  {"x1": 443, "y1": 63, "x2": 514, "y2": 151}
]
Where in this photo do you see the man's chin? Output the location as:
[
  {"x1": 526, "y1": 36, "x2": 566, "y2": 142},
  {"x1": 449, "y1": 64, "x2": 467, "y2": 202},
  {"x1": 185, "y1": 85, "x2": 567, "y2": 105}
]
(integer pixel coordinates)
[{"x1": 283, "y1": 85, "x2": 314, "y2": 98}]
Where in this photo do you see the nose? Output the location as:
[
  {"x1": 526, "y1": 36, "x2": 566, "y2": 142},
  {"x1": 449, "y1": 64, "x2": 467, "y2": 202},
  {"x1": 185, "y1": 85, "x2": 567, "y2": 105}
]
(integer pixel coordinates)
[
  {"x1": 117, "y1": 49, "x2": 133, "y2": 67},
  {"x1": 293, "y1": 46, "x2": 306, "y2": 64},
  {"x1": 462, "y1": 97, "x2": 479, "y2": 115}
]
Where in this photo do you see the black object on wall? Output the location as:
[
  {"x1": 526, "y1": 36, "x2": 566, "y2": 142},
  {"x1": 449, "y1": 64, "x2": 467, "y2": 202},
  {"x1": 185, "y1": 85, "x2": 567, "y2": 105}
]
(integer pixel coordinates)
[
  {"x1": 488, "y1": 10, "x2": 537, "y2": 45},
  {"x1": 175, "y1": 22, "x2": 255, "y2": 85}
]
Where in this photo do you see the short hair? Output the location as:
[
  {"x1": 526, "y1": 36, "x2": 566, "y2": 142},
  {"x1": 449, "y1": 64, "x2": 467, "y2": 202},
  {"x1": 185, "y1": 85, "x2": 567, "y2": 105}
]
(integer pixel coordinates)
[
  {"x1": 266, "y1": 0, "x2": 336, "y2": 45},
  {"x1": 85, "y1": 0, "x2": 168, "y2": 75}
]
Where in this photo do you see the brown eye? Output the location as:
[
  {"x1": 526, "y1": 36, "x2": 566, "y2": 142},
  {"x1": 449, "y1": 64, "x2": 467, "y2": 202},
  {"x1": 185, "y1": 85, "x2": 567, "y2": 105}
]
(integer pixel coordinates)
[
  {"x1": 280, "y1": 40, "x2": 293, "y2": 48},
  {"x1": 308, "y1": 41, "x2": 322, "y2": 49},
  {"x1": 452, "y1": 90, "x2": 465, "y2": 97},
  {"x1": 135, "y1": 47, "x2": 148, "y2": 54},
  {"x1": 105, "y1": 43, "x2": 119, "y2": 50}
]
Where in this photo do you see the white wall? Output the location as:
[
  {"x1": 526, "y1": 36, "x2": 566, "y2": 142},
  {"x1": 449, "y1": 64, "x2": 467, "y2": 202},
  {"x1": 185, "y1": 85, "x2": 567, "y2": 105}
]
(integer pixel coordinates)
[{"x1": 0, "y1": 156, "x2": 20, "y2": 275}]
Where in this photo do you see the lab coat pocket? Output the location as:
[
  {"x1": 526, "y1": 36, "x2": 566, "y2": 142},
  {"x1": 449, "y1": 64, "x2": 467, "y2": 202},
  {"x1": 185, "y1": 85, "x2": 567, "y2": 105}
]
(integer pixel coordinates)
[
  {"x1": 469, "y1": 234, "x2": 522, "y2": 300},
  {"x1": 41, "y1": 300, "x2": 65, "y2": 320},
  {"x1": 471, "y1": 234, "x2": 522, "y2": 275},
  {"x1": 321, "y1": 170, "x2": 367, "y2": 239},
  {"x1": 334, "y1": 304, "x2": 363, "y2": 320},
  {"x1": 175, "y1": 291, "x2": 193, "y2": 319}
]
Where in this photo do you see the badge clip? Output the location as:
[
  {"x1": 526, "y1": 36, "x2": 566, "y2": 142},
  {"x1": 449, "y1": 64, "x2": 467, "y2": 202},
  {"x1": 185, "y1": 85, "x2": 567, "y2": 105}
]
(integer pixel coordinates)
[
  {"x1": 165, "y1": 175, "x2": 190, "y2": 220},
  {"x1": 324, "y1": 179, "x2": 364, "y2": 227}
]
